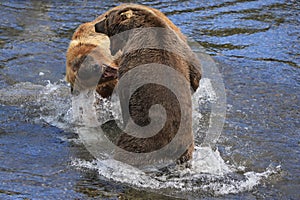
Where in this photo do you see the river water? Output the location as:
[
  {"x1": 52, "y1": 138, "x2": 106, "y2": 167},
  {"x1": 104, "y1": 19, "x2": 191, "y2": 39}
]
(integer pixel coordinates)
[{"x1": 0, "y1": 0, "x2": 299, "y2": 199}]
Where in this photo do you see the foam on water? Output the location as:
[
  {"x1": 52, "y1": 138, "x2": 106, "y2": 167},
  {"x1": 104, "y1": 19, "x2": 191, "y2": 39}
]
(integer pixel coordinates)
[{"x1": 71, "y1": 149, "x2": 281, "y2": 196}]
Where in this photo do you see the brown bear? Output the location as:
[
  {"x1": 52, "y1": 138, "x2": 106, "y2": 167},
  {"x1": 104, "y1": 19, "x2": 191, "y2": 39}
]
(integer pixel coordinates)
[
  {"x1": 93, "y1": 3, "x2": 201, "y2": 93},
  {"x1": 95, "y1": 4, "x2": 201, "y2": 166},
  {"x1": 93, "y1": 4, "x2": 187, "y2": 41},
  {"x1": 66, "y1": 22, "x2": 118, "y2": 98}
]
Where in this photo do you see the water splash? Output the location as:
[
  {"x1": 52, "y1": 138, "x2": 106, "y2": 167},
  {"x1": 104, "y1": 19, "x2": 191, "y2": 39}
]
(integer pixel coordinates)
[
  {"x1": 67, "y1": 76, "x2": 280, "y2": 196},
  {"x1": 72, "y1": 148, "x2": 281, "y2": 196},
  {"x1": 0, "y1": 80, "x2": 282, "y2": 197},
  {"x1": 37, "y1": 80, "x2": 73, "y2": 130}
]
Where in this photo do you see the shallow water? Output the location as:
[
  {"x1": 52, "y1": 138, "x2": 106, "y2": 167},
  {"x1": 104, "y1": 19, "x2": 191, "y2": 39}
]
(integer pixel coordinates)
[{"x1": 0, "y1": 0, "x2": 299, "y2": 199}]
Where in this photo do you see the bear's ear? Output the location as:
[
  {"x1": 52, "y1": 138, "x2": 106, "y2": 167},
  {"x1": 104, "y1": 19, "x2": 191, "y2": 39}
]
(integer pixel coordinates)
[
  {"x1": 95, "y1": 20, "x2": 106, "y2": 34},
  {"x1": 120, "y1": 9, "x2": 134, "y2": 19}
]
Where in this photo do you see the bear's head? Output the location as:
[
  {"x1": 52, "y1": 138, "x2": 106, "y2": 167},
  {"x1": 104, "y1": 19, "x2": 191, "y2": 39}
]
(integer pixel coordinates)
[
  {"x1": 67, "y1": 44, "x2": 117, "y2": 93},
  {"x1": 94, "y1": 6, "x2": 168, "y2": 54}
]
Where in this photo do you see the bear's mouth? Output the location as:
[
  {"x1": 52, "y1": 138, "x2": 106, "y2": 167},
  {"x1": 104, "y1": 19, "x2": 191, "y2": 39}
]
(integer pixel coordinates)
[
  {"x1": 76, "y1": 57, "x2": 118, "y2": 89},
  {"x1": 98, "y1": 63, "x2": 118, "y2": 84}
]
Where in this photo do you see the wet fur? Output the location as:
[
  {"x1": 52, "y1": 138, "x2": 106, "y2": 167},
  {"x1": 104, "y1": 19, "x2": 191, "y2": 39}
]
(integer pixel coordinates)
[
  {"x1": 66, "y1": 22, "x2": 118, "y2": 98},
  {"x1": 95, "y1": 4, "x2": 201, "y2": 164}
]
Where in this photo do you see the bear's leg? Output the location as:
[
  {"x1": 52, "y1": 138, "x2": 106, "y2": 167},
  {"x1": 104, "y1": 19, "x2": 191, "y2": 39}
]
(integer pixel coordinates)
[{"x1": 177, "y1": 142, "x2": 194, "y2": 165}]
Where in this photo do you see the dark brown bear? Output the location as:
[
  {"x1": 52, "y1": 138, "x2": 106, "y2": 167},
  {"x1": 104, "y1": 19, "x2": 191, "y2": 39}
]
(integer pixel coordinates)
[{"x1": 95, "y1": 4, "x2": 201, "y2": 166}]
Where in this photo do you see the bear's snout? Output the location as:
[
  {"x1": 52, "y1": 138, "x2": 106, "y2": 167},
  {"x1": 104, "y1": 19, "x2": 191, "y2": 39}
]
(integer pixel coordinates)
[{"x1": 77, "y1": 56, "x2": 102, "y2": 80}]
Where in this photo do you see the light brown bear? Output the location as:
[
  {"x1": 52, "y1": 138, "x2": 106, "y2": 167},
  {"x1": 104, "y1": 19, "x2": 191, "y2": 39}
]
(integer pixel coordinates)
[
  {"x1": 66, "y1": 22, "x2": 118, "y2": 98},
  {"x1": 95, "y1": 4, "x2": 201, "y2": 166}
]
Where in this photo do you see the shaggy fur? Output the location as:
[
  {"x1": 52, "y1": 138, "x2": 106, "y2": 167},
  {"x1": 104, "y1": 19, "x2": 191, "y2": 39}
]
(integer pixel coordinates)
[
  {"x1": 66, "y1": 22, "x2": 118, "y2": 98},
  {"x1": 95, "y1": 4, "x2": 201, "y2": 165}
]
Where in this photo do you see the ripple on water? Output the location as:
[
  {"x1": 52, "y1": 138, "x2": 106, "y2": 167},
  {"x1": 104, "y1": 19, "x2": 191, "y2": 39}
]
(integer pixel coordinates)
[
  {"x1": 0, "y1": 73, "x2": 284, "y2": 198},
  {"x1": 0, "y1": 0, "x2": 299, "y2": 199}
]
